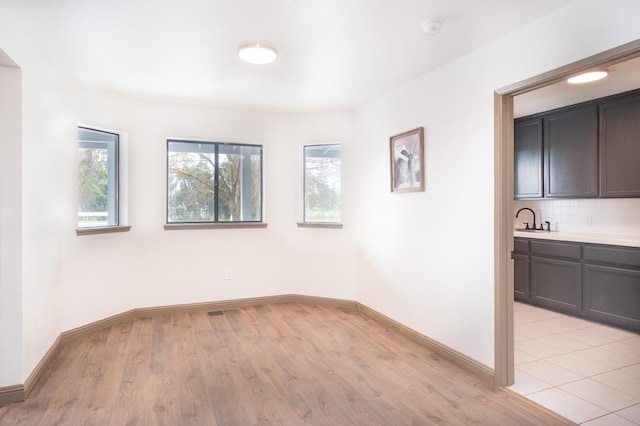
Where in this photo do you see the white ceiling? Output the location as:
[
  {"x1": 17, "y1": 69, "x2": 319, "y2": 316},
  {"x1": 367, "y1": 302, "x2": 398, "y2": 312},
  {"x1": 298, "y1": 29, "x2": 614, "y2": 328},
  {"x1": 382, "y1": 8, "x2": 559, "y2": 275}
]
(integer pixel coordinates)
[
  {"x1": 514, "y1": 55, "x2": 640, "y2": 118},
  {"x1": 4, "y1": 0, "x2": 578, "y2": 111}
]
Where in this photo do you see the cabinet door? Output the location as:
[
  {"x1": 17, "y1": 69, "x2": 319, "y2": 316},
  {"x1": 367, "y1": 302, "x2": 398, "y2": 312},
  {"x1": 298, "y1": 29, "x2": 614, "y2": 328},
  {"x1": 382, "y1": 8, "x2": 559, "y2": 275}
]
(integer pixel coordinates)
[
  {"x1": 531, "y1": 256, "x2": 582, "y2": 313},
  {"x1": 599, "y1": 91, "x2": 640, "y2": 197},
  {"x1": 584, "y1": 264, "x2": 640, "y2": 331},
  {"x1": 544, "y1": 104, "x2": 598, "y2": 198},
  {"x1": 513, "y1": 253, "x2": 530, "y2": 300},
  {"x1": 514, "y1": 117, "x2": 543, "y2": 199}
]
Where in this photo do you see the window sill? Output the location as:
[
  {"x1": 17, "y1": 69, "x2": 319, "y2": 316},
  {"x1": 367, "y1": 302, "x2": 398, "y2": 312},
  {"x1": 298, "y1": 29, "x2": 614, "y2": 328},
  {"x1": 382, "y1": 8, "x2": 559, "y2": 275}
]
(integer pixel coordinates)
[
  {"x1": 76, "y1": 225, "x2": 132, "y2": 236},
  {"x1": 164, "y1": 222, "x2": 268, "y2": 230},
  {"x1": 297, "y1": 222, "x2": 343, "y2": 229}
]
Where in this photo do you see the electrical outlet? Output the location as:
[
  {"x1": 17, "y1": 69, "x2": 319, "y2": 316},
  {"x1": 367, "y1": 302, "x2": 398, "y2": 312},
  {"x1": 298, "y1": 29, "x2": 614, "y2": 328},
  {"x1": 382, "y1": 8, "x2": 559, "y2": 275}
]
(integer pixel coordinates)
[
  {"x1": 416, "y1": 291, "x2": 423, "y2": 306},
  {"x1": 586, "y1": 216, "x2": 593, "y2": 227},
  {"x1": 225, "y1": 269, "x2": 233, "y2": 280}
]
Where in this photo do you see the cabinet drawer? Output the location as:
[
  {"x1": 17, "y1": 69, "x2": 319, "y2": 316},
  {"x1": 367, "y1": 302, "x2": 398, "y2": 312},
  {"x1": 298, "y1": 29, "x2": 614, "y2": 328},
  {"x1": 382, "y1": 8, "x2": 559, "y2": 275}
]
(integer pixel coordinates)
[
  {"x1": 531, "y1": 240, "x2": 581, "y2": 259},
  {"x1": 514, "y1": 238, "x2": 529, "y2": 253},
  {"x1": 584, "y1": 245, "x2": 640, "y2": 268}
]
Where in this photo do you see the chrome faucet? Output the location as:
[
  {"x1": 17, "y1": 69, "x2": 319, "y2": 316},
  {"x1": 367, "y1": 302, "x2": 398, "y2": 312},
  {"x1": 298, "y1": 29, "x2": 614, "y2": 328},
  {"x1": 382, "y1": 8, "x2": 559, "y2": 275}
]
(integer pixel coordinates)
[{"x1": 516, "y1": 207, "x2": 537, "y2": 230}]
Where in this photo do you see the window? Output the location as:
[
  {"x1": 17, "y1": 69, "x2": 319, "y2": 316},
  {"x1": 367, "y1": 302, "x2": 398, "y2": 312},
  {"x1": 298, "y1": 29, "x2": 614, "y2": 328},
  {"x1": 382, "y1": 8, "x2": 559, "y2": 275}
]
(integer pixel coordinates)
[
  {"x1": 78, "y1": 127, "x2": 119, "y2": 228},
  {"x1": 167, "y1": 140, "x2": 263, "y2": 223},
  {"x1": 303, "y1": 144, "x2": 341, "y2": 223}
]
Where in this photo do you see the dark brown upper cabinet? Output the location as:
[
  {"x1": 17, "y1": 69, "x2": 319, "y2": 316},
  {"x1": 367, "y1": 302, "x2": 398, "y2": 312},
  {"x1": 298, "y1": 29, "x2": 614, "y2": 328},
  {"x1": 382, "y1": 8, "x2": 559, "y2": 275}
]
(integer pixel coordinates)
[
  {"x1": 515, "y1": 88, "x2": 640, "y2": 199},
  {"x1": 514, "y1": 117, "x2": 543, "y2": 199},
  {"x1": 599, "y1": 90, "x2": 640, "y2": 197},
  {"x1": 544, "y1": 104, "x2": 599, "y2": 198}
]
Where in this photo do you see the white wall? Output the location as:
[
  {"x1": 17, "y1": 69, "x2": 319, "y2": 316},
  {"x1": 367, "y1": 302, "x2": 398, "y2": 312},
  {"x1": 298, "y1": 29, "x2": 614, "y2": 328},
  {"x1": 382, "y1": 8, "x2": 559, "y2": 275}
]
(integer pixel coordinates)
[
  {"x1": 355, "y1": 64, "x2": 497, "y2": 367},
  {"x1": 19, "y1": 64, "x2": 71, "y2": 384},
  {"x1": 0, "y1": 57, "x2": 23, "y2": 386},
  {"x1": 0, "y1": 2, "x2": 68, "y2": 383},
  {"x1": 55, "y1": 85, "x2": 358, "y2": 332},
  {"x1": 354, "y1": 0, "x2": 640, "y2": 368}
]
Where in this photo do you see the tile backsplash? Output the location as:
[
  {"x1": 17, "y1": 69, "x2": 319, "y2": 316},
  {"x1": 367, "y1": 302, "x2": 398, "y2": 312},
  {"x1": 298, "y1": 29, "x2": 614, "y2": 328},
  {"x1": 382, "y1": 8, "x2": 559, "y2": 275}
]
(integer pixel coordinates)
[{"x1": 513, "y1": 198, "x2": 640, "y2": 236}]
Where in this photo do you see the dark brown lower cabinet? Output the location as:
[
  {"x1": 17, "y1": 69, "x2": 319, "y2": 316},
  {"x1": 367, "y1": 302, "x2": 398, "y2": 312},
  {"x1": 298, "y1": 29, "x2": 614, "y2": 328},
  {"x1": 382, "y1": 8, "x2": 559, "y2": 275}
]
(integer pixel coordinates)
[
  {"x1": 514, "y1": 237, "x2": 640, "y2": 332},
  {"x1": 584, "y1": 264, "x2": 640, "y2": 330},
  {"x1": 531, "y1": 256, "x2": 582, "y2": 313}
]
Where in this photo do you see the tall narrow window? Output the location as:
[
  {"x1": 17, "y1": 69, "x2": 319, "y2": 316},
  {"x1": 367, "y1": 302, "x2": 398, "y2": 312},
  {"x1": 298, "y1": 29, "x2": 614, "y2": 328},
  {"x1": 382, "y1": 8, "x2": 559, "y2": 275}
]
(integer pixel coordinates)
[
  {"x1": 303, "y1": 144, "x2": 341, "y2": 223},
  {"x1": 167, "y1": 140, "x2": 263, "y2": 223},
  {"x1": 78, "y1": 127, "x2": 118, "y2": 228}
]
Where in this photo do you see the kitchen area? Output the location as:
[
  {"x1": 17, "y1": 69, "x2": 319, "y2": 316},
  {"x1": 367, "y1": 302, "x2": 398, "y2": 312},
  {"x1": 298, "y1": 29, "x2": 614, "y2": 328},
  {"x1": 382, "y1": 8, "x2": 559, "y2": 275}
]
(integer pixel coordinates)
[{"x1": 509, "y1": 57, "x2": 640, "y2": 424}]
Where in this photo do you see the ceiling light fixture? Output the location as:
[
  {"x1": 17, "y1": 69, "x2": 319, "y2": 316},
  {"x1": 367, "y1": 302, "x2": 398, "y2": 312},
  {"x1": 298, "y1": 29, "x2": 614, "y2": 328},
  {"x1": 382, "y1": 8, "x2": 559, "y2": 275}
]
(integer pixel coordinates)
[
  {"x1": 238, "y1": 43, "x2": 277, "y2": 65},
  {"x1": 421, "y1": 20, "x2": 443, "y2": 35},
  {"x1": 567, "y1": 70, "x2": 609, "y2": 84}
]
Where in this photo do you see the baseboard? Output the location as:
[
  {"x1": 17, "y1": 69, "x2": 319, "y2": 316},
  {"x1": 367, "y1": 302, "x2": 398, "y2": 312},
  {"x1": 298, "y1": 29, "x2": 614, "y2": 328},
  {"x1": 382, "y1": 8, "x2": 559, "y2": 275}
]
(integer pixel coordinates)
[
  {"x1": 3, "y1": 294, "x2": 495, "y2": 407},
  {"x1": 0, "y1": 335, "x2": 64, "y2": 406},
  {"x1": 356, "y1": 302, "x2": 495, "y2": 383},
  {"x1": 135, "y1": 294, "x2": 298, "y2": 318},
  {"x1": 0, "y1": 384, "x2": 24, "y2": 406},
  {"x1": 292, "y1": 294, "x2": 358, "y2": 310},
  {"x1": 61, "y1": 309, "x2": 137, "y2": 342},
  {"x1": 23, "y1": 334, "x2": 63, "y2": 398}
]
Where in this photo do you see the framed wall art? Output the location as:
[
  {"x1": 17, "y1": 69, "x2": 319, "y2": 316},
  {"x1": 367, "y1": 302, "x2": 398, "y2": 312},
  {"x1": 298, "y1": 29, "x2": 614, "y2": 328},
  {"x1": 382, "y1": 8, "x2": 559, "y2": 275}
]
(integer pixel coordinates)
[{"x1": 389, "y1": 127, "x2": 424, "y2": 193}]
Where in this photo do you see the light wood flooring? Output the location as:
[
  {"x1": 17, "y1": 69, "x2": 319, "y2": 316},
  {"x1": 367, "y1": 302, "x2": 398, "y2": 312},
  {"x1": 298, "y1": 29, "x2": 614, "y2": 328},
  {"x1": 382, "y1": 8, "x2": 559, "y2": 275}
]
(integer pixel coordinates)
[{"x1": 0, "y1": 303, "x2": 572, "y2": 425}]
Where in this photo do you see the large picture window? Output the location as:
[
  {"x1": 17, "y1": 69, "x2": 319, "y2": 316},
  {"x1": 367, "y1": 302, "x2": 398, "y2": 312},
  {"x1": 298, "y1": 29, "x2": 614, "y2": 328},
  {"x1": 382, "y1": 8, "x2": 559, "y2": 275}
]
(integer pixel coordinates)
[
  {"x1": 167, "y1": 140, "x2": 263, "y2": 223},
  {"x1": 303, "y1": 144, "x2": 341, "y2": 223},
  {"x1": 78, "y1": 127, "x2": 119, "y2": 228}
]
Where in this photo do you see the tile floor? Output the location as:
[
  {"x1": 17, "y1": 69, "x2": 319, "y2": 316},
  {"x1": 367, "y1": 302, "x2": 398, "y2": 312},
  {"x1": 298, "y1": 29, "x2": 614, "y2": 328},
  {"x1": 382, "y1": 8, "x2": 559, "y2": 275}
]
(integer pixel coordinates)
[{"x1": 509, "y1": 302, "x2": 640, "y2": 425}]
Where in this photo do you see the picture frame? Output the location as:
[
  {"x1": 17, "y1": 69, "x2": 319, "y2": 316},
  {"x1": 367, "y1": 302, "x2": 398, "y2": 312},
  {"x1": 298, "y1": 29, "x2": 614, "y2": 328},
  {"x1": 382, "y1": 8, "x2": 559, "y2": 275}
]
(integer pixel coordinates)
[{"x1": 390, "y1": 127, "x2": 424, "y2": 193}]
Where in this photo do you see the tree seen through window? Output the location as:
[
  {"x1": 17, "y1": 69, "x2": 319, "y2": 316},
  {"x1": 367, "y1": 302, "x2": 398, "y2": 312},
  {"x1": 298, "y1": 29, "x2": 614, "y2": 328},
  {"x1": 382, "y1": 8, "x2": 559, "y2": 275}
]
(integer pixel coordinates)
[{"x1": 167, "y1": 141, "x2": 262, "y2": 223}]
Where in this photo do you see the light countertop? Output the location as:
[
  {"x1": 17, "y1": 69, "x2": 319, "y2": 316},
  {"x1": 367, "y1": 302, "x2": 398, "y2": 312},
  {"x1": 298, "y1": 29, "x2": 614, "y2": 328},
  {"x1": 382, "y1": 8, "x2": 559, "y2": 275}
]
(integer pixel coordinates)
[{"x1": 513, "y1": 230, "x2": 640, "y2": 248}]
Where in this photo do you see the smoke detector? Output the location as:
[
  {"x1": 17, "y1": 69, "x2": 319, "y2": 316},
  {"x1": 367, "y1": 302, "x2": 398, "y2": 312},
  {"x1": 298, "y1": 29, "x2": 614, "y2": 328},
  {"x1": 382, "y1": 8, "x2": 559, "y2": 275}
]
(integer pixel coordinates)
[{"x1": 422, "y1": 20, "x2": 443, "y2": 35}]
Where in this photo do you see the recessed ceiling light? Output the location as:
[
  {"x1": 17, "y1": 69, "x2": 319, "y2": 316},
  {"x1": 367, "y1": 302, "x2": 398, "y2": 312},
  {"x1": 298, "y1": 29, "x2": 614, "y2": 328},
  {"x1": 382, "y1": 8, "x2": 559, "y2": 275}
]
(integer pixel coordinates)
[
  {"x1": 238, "y1": 43, "x2": 277, "y2": 65},
  {"x1": 567, "y1": 70, "x2": 609, "y2": 84}
]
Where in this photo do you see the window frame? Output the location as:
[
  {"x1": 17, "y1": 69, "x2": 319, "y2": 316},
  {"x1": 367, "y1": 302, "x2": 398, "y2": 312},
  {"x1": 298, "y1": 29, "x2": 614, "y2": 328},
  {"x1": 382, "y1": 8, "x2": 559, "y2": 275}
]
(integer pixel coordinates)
[
  {"x1": 165, "y1": 139, "x2": 264, "y2": 227},
  {"x1": 77, "y1": 126, "x2": 130, "y2": 235},
  {"x1": 299, "y1": 143, "x2": 342, "y2": 228}
]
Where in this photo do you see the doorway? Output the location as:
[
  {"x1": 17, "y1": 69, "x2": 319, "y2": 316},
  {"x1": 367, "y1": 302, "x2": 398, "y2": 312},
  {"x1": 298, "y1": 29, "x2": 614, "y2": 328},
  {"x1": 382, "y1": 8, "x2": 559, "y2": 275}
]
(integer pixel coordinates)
[{"x1": 494, "y1": 39, "x2": 640, "y2": 387}]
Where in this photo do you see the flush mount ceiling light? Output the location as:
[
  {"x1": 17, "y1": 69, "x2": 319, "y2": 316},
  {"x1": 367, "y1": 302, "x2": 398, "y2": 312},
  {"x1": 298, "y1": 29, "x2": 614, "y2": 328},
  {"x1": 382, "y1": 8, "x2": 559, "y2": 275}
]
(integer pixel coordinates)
[
  {"x1": 567, "y1": 70, "x2": 609, "y2": 84},
  {"x1": 421, "y1": 20, "x2": 443, "y2": 35},
  {"x1": 237, "y1": 43, "x2": 277, "y2": 65}
]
